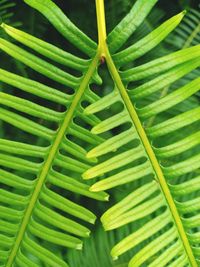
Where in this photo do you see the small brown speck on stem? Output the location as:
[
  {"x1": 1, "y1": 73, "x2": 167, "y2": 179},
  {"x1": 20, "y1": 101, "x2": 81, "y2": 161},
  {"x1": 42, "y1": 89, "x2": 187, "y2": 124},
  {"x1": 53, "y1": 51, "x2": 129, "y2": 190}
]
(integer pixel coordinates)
[{"x1": 100, "y1": 56, "x2": 105, "y2": 64}]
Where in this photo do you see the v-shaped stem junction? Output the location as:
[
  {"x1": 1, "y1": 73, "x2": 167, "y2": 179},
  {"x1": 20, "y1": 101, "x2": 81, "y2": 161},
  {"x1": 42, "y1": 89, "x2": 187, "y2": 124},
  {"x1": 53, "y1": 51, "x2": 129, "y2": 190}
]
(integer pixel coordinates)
[{"x1": 95, "y1": 0, "x2": 197, "y2": 266}]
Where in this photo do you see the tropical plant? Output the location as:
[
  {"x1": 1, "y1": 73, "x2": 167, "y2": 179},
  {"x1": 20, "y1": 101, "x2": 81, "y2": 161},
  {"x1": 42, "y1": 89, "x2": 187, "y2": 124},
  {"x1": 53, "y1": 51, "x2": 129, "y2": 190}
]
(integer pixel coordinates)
[
  {"x1": 166, "y1": 6, "x2": 200, "y2": 89},
  {"x1": 167, "y1": 6, "x2": 200, "y2": 49},
  {"x1": 0, "y1": 0, "x2": 200, "y2": 266},
  {"x1": 0, "y1": 0, "x2": 15, "y2": 25},
  {"x1": 0, "y1": 0, "x2": 109, "y2": 266}
]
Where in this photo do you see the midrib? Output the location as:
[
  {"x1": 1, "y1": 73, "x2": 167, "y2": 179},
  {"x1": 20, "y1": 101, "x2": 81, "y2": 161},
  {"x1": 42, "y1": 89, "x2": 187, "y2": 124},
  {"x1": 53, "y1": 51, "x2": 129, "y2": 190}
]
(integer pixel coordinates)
[
  {"x1": 6, "y1": 51, "x2": 100, "y2": 266},
  {"x1": 95, "y1": 1, "x2": 196, "y2": 264},
  {"x1": 104, "y1": 46, "x2": 197, "y2": 267},
  {"x1": 183, "y1": 22, "x2": 200, "y2": 49}
]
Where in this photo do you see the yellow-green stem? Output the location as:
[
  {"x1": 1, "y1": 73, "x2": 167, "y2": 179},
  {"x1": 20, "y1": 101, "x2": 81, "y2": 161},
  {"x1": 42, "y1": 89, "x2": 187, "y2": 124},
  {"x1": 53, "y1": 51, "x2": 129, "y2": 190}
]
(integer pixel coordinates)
[
  {"x1": 95, "y1": 0, "x2": 197, "y2": 266},
  {"x1": 96, "y1": 0, "x2": 107, "y2": 53},
  {"x1": 6, "y1": 51, "x2": 100, "y2": 267}
]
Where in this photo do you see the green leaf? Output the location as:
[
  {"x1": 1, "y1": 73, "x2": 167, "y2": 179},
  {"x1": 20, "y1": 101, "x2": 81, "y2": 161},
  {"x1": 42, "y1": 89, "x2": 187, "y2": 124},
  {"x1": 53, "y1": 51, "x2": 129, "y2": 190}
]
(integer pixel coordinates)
[
  {"x1": 121, "y1": 44, "x2": 200, "y2": 82},
  {"x1": 107, "y1": 0, "x2": 158, "y2": 53},
  {"x1": 0, "y1": 1, "x2": 108, "y2": 266},
  {"x1": 23, "y1": 0, "x2": 97, "y2": 56},
  {"x1": 112, "y1": 11, "x2": 186, "y2": 66},
  {"x1": 0, "y1": 0, "x2": 16, "y2": 27},
  {"x1": 82, "y1": 1, "x2": 200, "y2": 266},
  {"x1": 0, "y1": 0, "x2": 200, "y2": 266}
]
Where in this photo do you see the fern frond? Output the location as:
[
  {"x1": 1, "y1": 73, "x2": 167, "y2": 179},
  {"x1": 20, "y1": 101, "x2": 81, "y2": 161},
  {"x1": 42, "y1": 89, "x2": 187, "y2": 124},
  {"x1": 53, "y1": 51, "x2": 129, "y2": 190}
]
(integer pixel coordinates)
[
  {"x1": 166, "y1": 7, "x2": 200, "y2": 89},
  {"x1": 67, "y1": 225, "x2": 137, "y2": 267},
  {"x1": 24, "y1": 0, "x2": 97, "y2": 57},
  {"x1": 83, "y1": 1, "x2": 200, "y2": 266},
  {"x1": 107, "y1": 0, "x2": 158, "y2": 53},
  {"x1": 85, "y1": 59, "x2": 200, "y2": 266},
  {"x1": 167, "y1": 7, "x2": 200, "y2": 49},
  {"x1": 1, "y1": 0, "x2": 200, "y2": 266},
  {"x1": 0, "y1": 0, "x2": 108, "y2": 266},
  {"x1": 0, "y1": 0, "x2": 15, "y2": 24},
  {"x1": 112, "y1": 11, "x2": 186, "y2": 67}
]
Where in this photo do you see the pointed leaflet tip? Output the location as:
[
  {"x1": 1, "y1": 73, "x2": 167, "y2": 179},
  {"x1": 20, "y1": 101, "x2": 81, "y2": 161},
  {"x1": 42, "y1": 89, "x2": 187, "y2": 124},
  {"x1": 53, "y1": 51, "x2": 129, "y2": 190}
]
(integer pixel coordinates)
[
  {"x1": 76, "y1": 243, "x2": 83, "y2": 250},
  {"x1": 88, "y1": 156, "x2": 98, "y2": 163},
  {"x1": 91, "y1": 126, "x2": 101, "y2": 135},
  {"x1": 83, "y1": 106, "x2": 93, "y2": 115},
  {"x1": 82, "y1": 171, "x2": 90, "y2": 180},
  {"x1": 175, "y1": 10, "x2": 186, "y2": 21},
  {"x1": 89, "y1": 217, "x2": 96, "y2": 224},
  {"x1": 86, "y1": 149, "x2": 96, "y2": 159},
  {"x1": 90, "y1": 181, "x2": 109, "y2": 193},
  {"x1": 112, "y1": 256, "x2": 119, "y2": 261},
  {"x1": 104, "y1": 194, "x2": 110, "y2": 201},
  {"x1": 83, "y1": 107, "x2": 90, "y2": 115},
  {"x1": 89, "y1": 184, "x2": 100, "y2": 192},
  {"x1": 92, "y1": 188, "x2": 110, "y2": 201},
  {"x1": 82, "y1": 167, "x2": 98, "y2": 180},
  {"x1": 86, "y1": 230, "x2": 91, "y2": 237},
  {"x1": 177, "y1": 10, "x2": 187, "y2": 19},
  {"x1": 111, "y1": 247, "x2": 120, "y2": 261},
  {"x1": 182, "y1": 10, "x2": 187, "y2": 15},
  {"x1": 85, "y1": 150, "x2": 98, "y2": 162}
]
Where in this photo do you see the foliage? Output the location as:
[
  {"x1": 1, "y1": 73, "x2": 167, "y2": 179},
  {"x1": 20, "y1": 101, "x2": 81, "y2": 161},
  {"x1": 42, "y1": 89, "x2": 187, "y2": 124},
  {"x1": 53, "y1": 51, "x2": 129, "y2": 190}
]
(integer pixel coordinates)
[
  {"x1": 166, "y1": 6, "x2": 200, "y2": 88},
  {"x1": 0, "y1": 0, "x2": 200, "y2": 266},
  {"x1": 0, "y1": 0, "x2": 15, "y2": 25}
]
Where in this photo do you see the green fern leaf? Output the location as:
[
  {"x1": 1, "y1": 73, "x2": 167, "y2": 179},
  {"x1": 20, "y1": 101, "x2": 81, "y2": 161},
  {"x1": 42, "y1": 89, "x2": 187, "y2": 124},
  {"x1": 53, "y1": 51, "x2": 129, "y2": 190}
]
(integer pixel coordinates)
[
  {"x1": 167, "y1": 7, "x2": 200, "y2": 49},
  {"x1": 0, "y1": 0, "x2": 15, "y2": 24},
  {"x1": 0, "y1": 0, "x2": 108, "y2": 266},
  {"x1": 166, "y1": 7, "x2": 200, "y2": 89},
  {"x1": 1, "y1": 0, "x2": 200, "y2": 266},
  {"x1": 82, "y1": 1, "x2": 200, "y2": 266}
]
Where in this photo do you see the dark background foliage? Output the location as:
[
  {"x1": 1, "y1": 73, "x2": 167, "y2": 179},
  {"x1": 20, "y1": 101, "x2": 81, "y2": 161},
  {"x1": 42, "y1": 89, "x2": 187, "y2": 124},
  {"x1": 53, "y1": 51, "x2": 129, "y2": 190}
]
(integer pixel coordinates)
[
  {"x1": 7, "y1": 0, "x2": 200, "y2": 47},
  {"x1": 1, "y1": 0, "x2": 199, "y2": 76}
]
